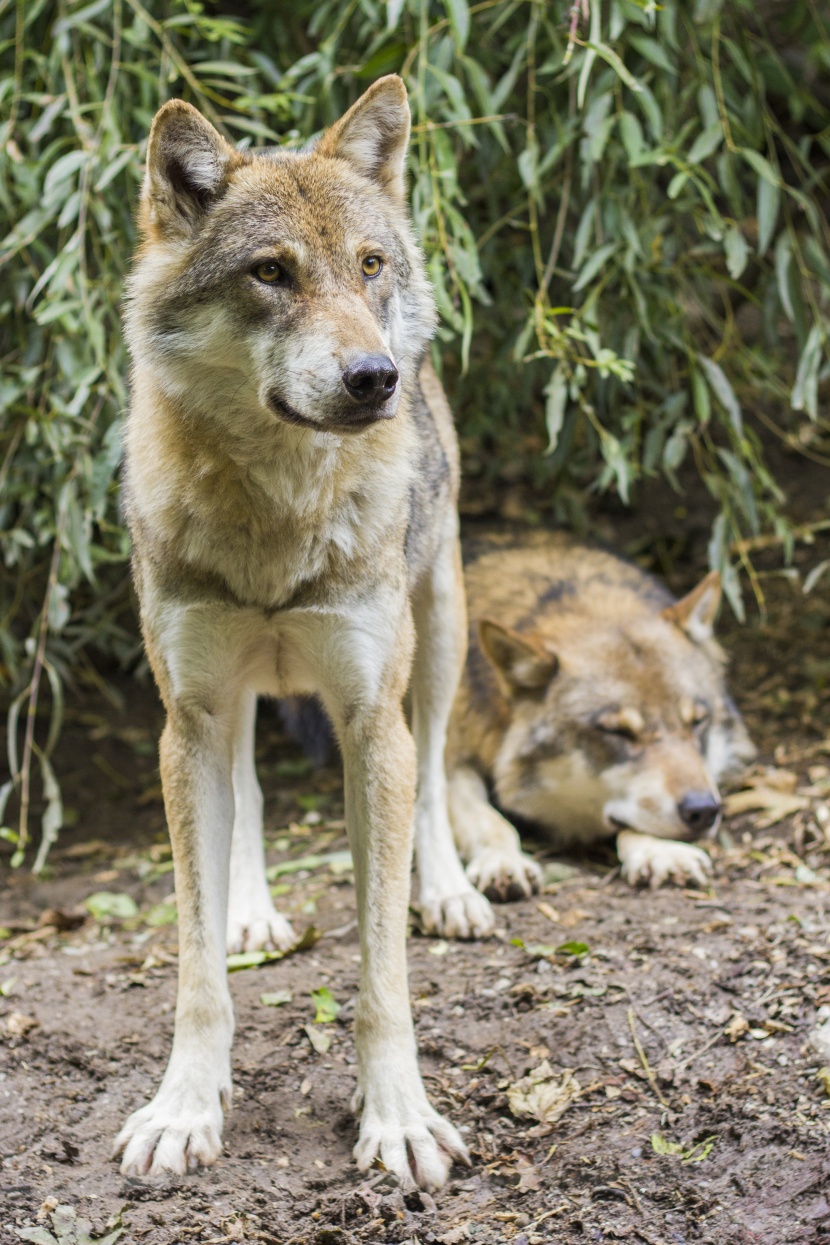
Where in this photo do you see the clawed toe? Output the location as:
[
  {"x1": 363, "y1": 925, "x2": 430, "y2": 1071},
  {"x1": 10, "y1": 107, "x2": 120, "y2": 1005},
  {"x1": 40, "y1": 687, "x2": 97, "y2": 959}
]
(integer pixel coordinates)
[
  {"x1": 417, "y1": 886, "x2": 495, "y2": 939},
  {"x1": 355, "y1": 1108, "x2": 469, "y2": 1191},
  {"x1": 466, "y1": 849, "x2": 541, "y2": 903},
  {"x1": 226, "y1": 908, "x2": 296, "y2": 955}
]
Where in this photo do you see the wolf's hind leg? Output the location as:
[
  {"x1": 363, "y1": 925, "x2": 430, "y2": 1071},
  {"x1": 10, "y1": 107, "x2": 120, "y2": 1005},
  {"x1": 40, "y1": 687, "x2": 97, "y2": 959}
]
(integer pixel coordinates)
[
  {"x1": 448, "y1": 765, "x2": 542, "y2": 902},
  {"x1": 227, "y1": 690, "x2": 296, "y2": 954},
  {"x1": 411, "y1": 533, "x2": 494, "y2": 940}
]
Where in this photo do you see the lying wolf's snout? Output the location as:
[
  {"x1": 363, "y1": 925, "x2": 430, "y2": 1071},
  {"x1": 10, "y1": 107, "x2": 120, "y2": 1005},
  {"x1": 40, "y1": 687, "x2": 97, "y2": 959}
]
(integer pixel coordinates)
[
  {"x1": 678, "y1": 791, "x2": 721, "y2": 835},
  {"x1": 342, "y1": 354, "x2": 399, "y2": 407}
]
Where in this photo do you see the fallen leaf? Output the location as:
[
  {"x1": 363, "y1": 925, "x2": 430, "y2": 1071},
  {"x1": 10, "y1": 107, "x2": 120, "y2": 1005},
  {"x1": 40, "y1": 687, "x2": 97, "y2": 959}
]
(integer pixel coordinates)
[
  {"x1": 260, "y1": 990, "x2": 292, "y2": 1007},
  {"x1": 226, "y1": 924, "x2": 320, "y2": 972},
  {"x1": 6, "y1": 1011, "x2": 39, "y2": 1038},
  {"x1": 15, "y1": 1202, "x2": 124, "y2": 1245},
  {"x1": 536, "y1": 902, "x2": 560, "y2": 923},
  {"x1": 304, "y1": 1024, "x2": 332, "y2": 1054},
  {"x1": 559, "y1": 908, "x2": 590, "y2": 929},
  {"x1": 651, "y1": 1132, "x2": 683, "y2": 1156},
  {"x1": 507, "y1": 1061, "x2": 580, "y2": 1125},
  {"x1": 556, "y1": 941, "x2": 590, "y2": 957},
  {"x1": 724, "y1": 785, "x2": 808, "y2": 827},
  {"x1": 38, "y1": 908, "x2": 86, "y2": 932},
  {"x1": 84, "y1": 892, "x2": 138, "y2": 922},
  {"x1": 143, "y1": 902, "x2": 177, "y2": 927},
  {"x1": 725, "y1": 1012, "x2": 749, "y2": 1042},
  {"x1": 310, "y1": 987, "x2": 341, "y2": 1023},
  {"x1": 541, "y1": 862, "x2": 579, "y2": 886}
]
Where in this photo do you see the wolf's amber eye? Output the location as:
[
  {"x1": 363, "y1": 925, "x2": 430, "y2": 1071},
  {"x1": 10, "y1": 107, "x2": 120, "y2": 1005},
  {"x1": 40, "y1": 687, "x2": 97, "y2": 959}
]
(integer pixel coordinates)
[
  {"x1": 253, "y1": 261, "x2": 282, "y2": 284},
  {"x1": 362, "y1": 255, "x2": 383, "y2": 278}
]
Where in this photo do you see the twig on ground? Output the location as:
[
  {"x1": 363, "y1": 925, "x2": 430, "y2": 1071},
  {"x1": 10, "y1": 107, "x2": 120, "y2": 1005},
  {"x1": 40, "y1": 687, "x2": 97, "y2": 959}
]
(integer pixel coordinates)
[{"x1": 627, "y1": 1005, "x2": 669, "y2": 1107}]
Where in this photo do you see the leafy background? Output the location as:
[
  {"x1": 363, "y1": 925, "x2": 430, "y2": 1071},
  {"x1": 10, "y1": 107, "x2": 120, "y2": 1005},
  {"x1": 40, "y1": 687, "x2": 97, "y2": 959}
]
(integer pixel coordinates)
[{"x1": 1, "y1": 0, "x2": 829, "y2": 865}]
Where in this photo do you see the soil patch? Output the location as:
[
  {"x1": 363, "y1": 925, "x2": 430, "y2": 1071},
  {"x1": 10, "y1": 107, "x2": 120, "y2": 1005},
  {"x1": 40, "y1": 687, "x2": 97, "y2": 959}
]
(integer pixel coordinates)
[{"x1": 2, "y1": 572, "x2": 830, "y2": 1245}]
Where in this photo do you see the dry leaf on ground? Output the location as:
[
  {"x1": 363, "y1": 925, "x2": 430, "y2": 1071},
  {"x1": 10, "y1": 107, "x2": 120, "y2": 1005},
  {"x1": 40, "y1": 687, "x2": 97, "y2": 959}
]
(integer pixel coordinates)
[{"x1": 507, "y1": 1061, "x2": 580, "y2": 1125}]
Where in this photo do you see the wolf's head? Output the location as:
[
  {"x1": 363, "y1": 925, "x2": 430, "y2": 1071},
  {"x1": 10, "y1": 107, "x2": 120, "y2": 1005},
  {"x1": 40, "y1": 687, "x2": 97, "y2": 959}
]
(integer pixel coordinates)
[
  {"x1": 480, "y1": 571, "x2": 756, "y2": 845},
  {"x1": 126, "y1": 77, "x2": 435, "y2": 435}
]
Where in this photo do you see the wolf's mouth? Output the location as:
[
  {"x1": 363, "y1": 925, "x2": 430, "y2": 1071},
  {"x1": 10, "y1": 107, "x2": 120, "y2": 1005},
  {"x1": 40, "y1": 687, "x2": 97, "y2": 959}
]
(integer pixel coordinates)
[{"x1": 267, "y1": 392, "x2": 393, "y2": 434}]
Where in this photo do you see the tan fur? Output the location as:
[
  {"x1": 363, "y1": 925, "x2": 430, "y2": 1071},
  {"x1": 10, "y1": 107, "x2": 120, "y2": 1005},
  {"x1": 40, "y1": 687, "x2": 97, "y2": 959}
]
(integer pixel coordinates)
[
  {"x1": 447, "y1": 532, "x2": 756, "y2": 896},
  {"x1": 115, "y1": 77, "x2": 490, "y2": 1193}
]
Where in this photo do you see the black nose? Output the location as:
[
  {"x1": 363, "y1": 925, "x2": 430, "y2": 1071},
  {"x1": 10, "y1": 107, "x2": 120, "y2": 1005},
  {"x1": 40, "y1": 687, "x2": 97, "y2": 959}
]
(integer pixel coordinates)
[
  {"x1": 342, "y1": 354, "x2": 398, "y2": 406},
  {"x1": 678, "y1": 791, "x2": 721, "y2": 835}
]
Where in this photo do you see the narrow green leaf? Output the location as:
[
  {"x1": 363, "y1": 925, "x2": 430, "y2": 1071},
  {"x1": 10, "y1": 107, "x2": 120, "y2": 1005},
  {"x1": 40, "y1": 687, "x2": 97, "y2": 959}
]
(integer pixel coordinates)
[
  {"x1": 775, "y1": 233, "x2": 795, "y2": 321},
  {"x1": 619, "y1": 111, "x2": 645, "y2": 162},
  {"x1": 724, "y1": 225, "x2": 748, "y2": 280},
  {"x1": 387, "y1": 0, "x2": 406, "y2": 30},
  {"x1": 573, "y1": 242, "x2": 617, "y2": 292},
  {"x1": 584, "y1": 41, "x2": 643, "y2": 93},
  {"x1": 791, "y1": 324, "x2": 822, "y2": 420},
  {"x1": 756, "y1": 176, "x2": 780, "y2": 255},
  {"x1": 687, "y1": 123, "x2": 722, "y2": 164},
  {"x1": 698, "y1": 355, "x2": 743, "y2": 437},
  {"x1": 445, "y1": 0, "x2": 470, "y2": 50},
  {"x1": 544, "y1": 366, "x2": 568, "y2": 454},
  {"x1": 738, "y1": 148, "x2": 778, "y2": 186}
]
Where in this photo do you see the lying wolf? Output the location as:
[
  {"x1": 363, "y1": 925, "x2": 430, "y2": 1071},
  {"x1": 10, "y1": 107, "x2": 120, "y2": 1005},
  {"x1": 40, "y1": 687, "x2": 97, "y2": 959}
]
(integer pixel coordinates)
[
  {"x1": 116, "y1": 76, "x2": 489, "y2": 1191},
  {"x1": 446, "y1": 532, "x2": 756, "y2": 896}
]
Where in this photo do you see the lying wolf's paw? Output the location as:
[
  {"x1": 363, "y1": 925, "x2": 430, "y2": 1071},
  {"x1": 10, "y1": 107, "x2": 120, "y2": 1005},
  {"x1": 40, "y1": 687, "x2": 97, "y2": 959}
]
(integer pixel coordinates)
[
  {"x1": 226, "y1": 903, "x2": 296, "y2": 955},
  {"x1": 466, "y1": 848, "x2": 542, "y2": 903},
  {"x1": 417, "y1": 882, "x2": 495, "y2": 940},
  {"x1": 114, "y1": 1076, "x2": 230, "y2": 1177},
  {"x1": 617, "y1": 831, "x2": 712, "y2": 889},
  {"x1": 352, "y1": 1083, "x2": 470, "y2": 1192}
]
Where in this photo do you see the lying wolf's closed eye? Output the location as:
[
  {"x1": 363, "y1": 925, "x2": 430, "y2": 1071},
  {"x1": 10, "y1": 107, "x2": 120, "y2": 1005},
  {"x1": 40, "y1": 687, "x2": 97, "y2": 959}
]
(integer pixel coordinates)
[
  {"x1": 362, "y1": 255, "x2": 383, "y2": 278},
  {"x1": 594, "y1": 709, "x2": 642, "y2": 742},
  {"x1": 252, "y1": 260, "x2": 282, "y2": 284}
]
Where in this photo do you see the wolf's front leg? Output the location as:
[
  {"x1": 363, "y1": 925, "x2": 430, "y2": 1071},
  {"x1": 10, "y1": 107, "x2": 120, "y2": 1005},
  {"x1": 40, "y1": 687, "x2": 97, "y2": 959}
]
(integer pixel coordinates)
[
  {"x1": 339, "y1": 699, "x2": 468, "y2": 1191},
  {"x1": 448, "y1": 765, "x2": 542, "y2": 901},
  {"x1": 115, "y1": 699, "x2": 236, "y2": 1176},
  {"x1": 617, "y1": 829, "x2": 712, "y2": 888},
  {"x1": 411, "y1": 532, "x2": 493, "y2": 939},
  {"x1": 227, "y1": 690, "x2": 296, "y2": 954}
]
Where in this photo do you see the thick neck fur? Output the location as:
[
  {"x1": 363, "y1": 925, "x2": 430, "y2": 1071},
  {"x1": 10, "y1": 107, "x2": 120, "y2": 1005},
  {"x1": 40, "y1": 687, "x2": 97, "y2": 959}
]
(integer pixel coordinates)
[{"x1": 125, "y1": 369, "x2": 416, "y2": 610}]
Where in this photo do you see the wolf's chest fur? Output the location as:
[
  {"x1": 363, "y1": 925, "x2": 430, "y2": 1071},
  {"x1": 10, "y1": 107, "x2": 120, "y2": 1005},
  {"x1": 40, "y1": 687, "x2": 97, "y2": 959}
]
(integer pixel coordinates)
[{"x1": 126, "y1": 384, "x2": 416, "y2": 609}]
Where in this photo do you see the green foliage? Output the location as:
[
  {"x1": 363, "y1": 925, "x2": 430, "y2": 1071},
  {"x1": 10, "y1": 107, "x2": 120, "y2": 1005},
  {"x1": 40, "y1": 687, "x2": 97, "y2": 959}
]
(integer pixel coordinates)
[{"x1": 1, "y1": 0, "x2": 829, "y2": 865}]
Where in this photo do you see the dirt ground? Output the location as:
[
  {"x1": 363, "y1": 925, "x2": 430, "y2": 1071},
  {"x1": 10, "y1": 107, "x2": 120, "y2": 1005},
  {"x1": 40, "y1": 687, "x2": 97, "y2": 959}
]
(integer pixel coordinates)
[{"x1": 2, "y1": 553, "x2": 830, "y2": 1245}]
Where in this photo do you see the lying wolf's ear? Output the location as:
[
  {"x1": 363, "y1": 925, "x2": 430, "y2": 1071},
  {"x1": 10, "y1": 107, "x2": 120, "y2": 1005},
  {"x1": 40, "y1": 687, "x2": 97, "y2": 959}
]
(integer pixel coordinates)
[
  {"x1": 143, "y1": 100, "x2": 241, "y2": 238},
  {"x1": 479, "y1": 619, "x2": 558, "y2": 695},
  {"x1": 662, "y1": 570, "x2": 721, "y2": 643},
  {"x1": 318, "y1": 76, "x2": 410, "y2": 200}
]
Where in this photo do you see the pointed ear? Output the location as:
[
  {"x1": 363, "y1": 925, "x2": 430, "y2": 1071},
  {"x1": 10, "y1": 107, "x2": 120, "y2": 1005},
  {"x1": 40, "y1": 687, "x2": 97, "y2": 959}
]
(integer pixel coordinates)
[
  {"x1": 142, "y1": 100, "x2": 241, "y2": 238},
  {"x1": 662, "y1": 571, "x2": 722, "y2": 643},
  {"x1": 479, "y1": 619, "x2": 558, "y2": 695},
  {"x1": 317, "y1": 75, "x2": 410, "y2": 200}
]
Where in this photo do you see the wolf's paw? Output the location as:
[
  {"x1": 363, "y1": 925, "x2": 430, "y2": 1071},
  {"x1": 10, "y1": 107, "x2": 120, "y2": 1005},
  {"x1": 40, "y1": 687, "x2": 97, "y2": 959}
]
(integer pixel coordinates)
[
  {"x1": 226, "y1": 902, "x2": 296, "y2": 955},
  {"x1": 466, "y1": 847, "x2": 542, "y2": 902},
  {"x1": 417, "y1": 882, "x2": 494, "y2": 940},
  {"x1": 353, "y1": 1086, "x2": 469, "y2": 1192},
  {"x1": 617, "y1": 831, "x2": 712, "y2": 889},
  {"x1": 114, "y1": 1079, "x2": 229, "y2": 1177}
]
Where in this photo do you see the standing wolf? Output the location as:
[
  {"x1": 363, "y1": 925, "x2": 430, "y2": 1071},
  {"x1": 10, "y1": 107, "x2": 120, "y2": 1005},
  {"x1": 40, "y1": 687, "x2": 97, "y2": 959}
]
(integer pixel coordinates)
[{"x1": 116, "y1": 76, "x2": 491, "y2": 1190}]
